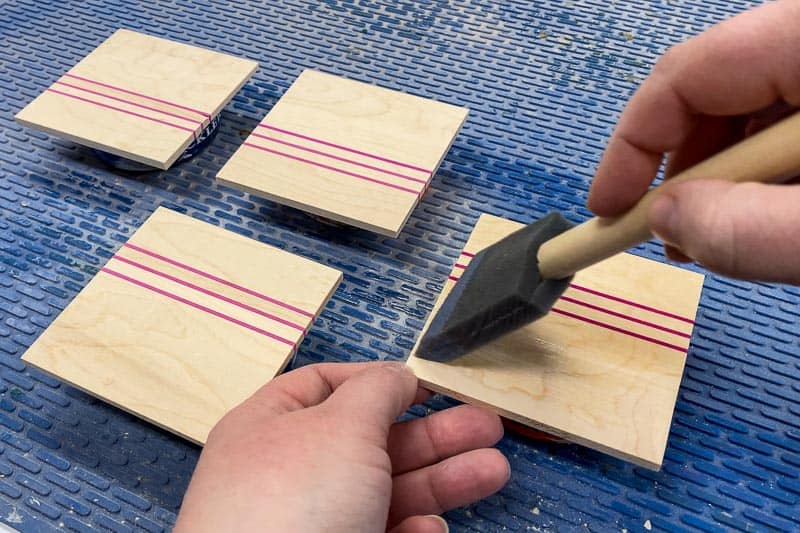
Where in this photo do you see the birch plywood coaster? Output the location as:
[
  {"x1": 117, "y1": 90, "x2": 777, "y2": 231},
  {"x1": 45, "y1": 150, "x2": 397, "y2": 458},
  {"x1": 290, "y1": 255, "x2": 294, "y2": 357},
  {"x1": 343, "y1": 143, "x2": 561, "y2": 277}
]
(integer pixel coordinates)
[
  {"x1": 217, "y1": 69, "x2": 469, "y2": 237},
  {"x1": 15, "y1": 29, "x2": 257, "y2": 169},
  {"x1": 22, "y1": 208, "x2": 342, "y2": 445},
  {"x1": 407, "y1": 214, "x2": 704, "y2": 469}
]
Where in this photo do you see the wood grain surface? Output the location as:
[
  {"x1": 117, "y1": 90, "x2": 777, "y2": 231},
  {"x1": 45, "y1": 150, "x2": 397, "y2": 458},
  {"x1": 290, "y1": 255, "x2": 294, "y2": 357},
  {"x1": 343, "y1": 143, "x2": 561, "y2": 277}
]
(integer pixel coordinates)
[
  {"x1": 217, "y1": 69, "x2": 468, "y2": 236},
  {"x1": 15, "y1": 29, "x2": 257, "y2": 169},
  {"x1": 407, "y1": 214, "x2": 704, "y2": 469},
  {"x1": 22, "y1": 208, "x2": 341, "y2": 444}
]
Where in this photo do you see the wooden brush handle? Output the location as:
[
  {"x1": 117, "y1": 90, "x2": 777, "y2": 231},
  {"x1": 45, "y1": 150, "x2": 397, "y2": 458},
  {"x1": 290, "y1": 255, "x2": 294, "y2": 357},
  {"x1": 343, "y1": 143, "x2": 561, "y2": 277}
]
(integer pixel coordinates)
[{"x1": 537, "y1": 111, "x2": 800, "y2": 279}]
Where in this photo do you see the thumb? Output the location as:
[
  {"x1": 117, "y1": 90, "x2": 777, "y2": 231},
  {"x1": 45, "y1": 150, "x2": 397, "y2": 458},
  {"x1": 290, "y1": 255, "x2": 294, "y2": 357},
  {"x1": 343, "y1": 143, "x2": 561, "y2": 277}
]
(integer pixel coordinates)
[
  {"x1": 648, "y1": 180, "x2": 800, "y2": 283},
  {"x1": 323, "y1": 363, "x2": 419, "y2": 441}
]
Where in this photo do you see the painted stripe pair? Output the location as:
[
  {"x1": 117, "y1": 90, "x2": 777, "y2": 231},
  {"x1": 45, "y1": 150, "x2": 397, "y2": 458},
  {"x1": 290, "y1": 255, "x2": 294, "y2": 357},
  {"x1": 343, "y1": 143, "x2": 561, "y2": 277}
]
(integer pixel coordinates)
[
  {"x1": 101, "y1": 243, "x2": 313, "y2": 349},
  {"x1": 46, "y1": 73, "x2": 211, "y2": 136},
  {"x1": 243, "y1": 124, "x2": 433, "y2": 196},
  {"x1": 449, "y1": 250, "x2": 695, "y2": 353}
]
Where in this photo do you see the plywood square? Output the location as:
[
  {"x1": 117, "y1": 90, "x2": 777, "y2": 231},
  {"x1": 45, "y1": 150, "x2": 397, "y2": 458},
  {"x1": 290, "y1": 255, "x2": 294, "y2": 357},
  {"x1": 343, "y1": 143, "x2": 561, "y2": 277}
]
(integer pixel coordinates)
[
  {"x1": 22, "y1": 208, "x2": 341, "y2": 445},
  {"x1": 407, "y1": 214, "x2": 704, "y2": 469},
  {"x1": 15, "y1": 29, "x2": 258, "y2": 169},
  {"x1": 217, "y1": 70, "x2": 469, "y2": 237}
]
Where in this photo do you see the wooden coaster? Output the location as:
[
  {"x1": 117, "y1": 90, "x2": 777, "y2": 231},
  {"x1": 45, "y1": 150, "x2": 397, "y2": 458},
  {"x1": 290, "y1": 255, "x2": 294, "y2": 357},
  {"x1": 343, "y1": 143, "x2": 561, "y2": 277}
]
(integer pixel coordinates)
[
  {"x1": 217, "y1": 70, "x2": 469, "y2": 237},
  {"x1": 407, "y1": 214, "x2": 704, "y2": 469},
  {"x1": 22, "y1": 208, "x2": 341, "y2": 444},
  {"x1": 15, "y1": 29, "x2": 257, "y2": 169}
]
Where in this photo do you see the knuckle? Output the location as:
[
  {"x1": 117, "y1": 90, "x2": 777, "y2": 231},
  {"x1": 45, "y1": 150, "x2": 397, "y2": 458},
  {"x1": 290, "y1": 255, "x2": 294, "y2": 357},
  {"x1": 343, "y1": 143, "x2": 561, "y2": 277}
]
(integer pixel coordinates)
[{"x1": 689, "y1": 201, "x2": 739, "y2": 275}]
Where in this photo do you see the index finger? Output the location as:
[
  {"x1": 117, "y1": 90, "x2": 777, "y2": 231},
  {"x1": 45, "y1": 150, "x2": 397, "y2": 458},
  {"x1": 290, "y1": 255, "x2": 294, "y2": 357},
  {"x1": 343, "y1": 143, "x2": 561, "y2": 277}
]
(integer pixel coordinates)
[{"x1": 587, "y1": 0, "x2": 800, "y2": 216}]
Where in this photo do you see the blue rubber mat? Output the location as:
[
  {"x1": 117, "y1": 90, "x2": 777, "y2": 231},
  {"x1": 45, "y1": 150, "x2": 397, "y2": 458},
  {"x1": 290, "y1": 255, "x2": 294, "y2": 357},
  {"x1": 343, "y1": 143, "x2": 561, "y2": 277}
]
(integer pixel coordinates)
[{"x1": 2, "y1": 0, "x2": 799, "y2": 531}]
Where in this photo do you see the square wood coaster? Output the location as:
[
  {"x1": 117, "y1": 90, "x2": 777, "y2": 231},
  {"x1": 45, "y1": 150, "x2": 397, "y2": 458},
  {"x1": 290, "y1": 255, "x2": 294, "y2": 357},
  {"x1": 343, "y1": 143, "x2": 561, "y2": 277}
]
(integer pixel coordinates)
[
  {"x1": 22, "y1": 208, "x2": 341, "y2": 445},
  {"x1": 217, "y1": 70, "x2": 469, "y2": 237},
  {"x1": 15, "y1": 29, "x2": 258, "y2": 169},
  {"x1": 407, "y1": 214, "x2": 704, "y2": 469}
]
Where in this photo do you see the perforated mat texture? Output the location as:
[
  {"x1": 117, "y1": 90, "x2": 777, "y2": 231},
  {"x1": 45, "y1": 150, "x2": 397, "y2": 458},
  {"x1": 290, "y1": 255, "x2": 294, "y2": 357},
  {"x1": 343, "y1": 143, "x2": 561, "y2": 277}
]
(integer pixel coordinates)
[{"x1": 2, "y1": 1, "x2": 799, "y2": 532}]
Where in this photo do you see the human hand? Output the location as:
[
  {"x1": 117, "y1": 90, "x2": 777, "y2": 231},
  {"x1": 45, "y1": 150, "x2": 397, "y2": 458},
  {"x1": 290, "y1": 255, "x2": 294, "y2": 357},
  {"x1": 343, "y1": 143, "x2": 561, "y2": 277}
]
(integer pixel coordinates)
[
  {"x1": 587, "y1": 0, "x2": 800, "y2": 283},
  {"x1": 174, "y1": 362, "x2": 509, "y2": 532}
]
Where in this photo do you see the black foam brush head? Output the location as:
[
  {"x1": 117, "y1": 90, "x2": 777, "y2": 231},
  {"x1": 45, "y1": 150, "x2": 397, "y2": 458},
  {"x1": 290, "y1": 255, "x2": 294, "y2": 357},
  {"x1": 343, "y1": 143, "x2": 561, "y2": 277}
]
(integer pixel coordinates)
[{"x1": 416, "y1": 212, "x2": 574, "y2": 362}]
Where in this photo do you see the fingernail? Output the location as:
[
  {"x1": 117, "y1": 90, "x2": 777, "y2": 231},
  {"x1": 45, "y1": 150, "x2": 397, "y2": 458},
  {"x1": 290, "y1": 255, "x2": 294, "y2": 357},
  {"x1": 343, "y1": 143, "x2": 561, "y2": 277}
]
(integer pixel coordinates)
[
  {"x1": 649, "y1": 195, "x2": 679, "y2": 245},
  {"x1": 426, "y1": 515, "x2": 449, "y2": 533}
]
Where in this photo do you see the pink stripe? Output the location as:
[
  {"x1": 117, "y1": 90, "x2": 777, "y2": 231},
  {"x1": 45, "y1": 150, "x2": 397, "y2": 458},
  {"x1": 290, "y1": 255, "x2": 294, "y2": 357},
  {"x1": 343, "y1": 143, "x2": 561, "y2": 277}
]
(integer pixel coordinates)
[
  {"x1": 243, "y1": 142, "x2": 421, "y2": 195},
  {"x1": 54, "y1": 81, "x2": 203, "y2": 125},
  {"x1": 63, "y1": 73, "x2": 210, "y2": 118},
  {"x1": 560, "y1": 296, "x2": 691, "y2": 339},
  {"x1": 123, "y1": 243, "x2": 314, "y2": 317},
  {"x1": 448, "y1": 272, "x2": 689, "y2": 350},
  {"x1": 570, "y1": 284, "x2": 694, "y2": 324},
  {"x1": 550, "y1": 308, "x2": 687, "y2": 353},
  {"x1": 47, "y1": 89, "x2": 196, "y2": 133},
  {"x1": 258, "y1": 124, "x2": 431, "y2": 174},
  {"x1": 112, "y1": 255, "x2": 306, "y2": 332},
  {"x1": 101, "y1": 268, "x2": 295, "y2": 347},
  {"x1": 454, "y1": 263, "x2": 468, "y2": 270},
  {"x1": 250, "y1": 133, "x2": 429, "y2": 185},
  {"x1": 462, "y1": 246, "x2": 692, "y2": 324}
]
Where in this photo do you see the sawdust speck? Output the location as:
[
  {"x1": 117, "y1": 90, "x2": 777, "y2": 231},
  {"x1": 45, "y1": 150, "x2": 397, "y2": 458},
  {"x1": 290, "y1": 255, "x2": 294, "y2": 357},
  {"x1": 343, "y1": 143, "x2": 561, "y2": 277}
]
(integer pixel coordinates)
[
  {"x1": 623, "y1": 31, "x2": 635, "y2": 41},
  {"x1": 644, "y1": 519, "x2": 652, "y2": 530},
  {"x1": 6, "y1": 507, "x2": 23, "y2": 524},
  {"x1": 531, "y1": 507, "x2": 540, "y2": 515}
]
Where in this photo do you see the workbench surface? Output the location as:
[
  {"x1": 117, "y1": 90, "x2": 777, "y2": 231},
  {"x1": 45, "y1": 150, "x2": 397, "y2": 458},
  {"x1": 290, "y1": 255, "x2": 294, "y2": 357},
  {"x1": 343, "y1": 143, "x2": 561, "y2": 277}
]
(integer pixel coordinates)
[{"x1": 2, "y1": 1, "x2": 799, "y2": 532}]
